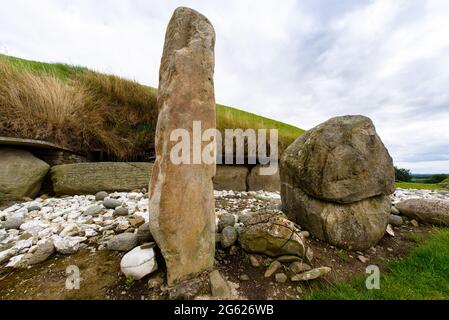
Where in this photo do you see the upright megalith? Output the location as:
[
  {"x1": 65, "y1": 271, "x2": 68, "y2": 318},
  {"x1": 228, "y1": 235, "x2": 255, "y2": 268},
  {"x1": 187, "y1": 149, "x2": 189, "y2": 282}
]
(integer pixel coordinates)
[{"x1": 149, "y1": 7, "x2": 216, "y2": 286}]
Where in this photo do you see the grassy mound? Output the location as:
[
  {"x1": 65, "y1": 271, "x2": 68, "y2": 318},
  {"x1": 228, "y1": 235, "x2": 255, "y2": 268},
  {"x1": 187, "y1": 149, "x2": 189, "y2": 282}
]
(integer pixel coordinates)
[{"x1": 0, "y1": 54, "x2": 304, "y2": 160}]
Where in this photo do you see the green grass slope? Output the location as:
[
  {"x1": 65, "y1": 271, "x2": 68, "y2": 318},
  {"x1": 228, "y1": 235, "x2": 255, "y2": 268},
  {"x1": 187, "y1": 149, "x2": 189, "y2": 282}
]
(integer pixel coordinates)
[
  {"x1": 0, "y1": 54, "x2": 304, "y2": 160},
  {"x1": 306, "y1": 229, "x2": 449, "y2": 300}
]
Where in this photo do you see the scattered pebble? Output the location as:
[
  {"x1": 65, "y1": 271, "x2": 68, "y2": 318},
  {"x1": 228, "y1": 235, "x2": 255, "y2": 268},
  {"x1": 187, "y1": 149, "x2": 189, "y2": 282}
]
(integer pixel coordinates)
[
  {"x1": 275, "y1": 273, "x2": 288, "y2": 283},
  {"x1": 357, "y1": 255, "x2": 369, "y2": 263},
  {"x1": 265, "y1": 260, "x2": 282, "y2": 278}
]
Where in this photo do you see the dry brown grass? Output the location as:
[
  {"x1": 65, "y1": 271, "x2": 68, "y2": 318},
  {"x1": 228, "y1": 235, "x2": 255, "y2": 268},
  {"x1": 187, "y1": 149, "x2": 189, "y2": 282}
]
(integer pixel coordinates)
[
  {"x1": 0, "y1": 57, "x2": 157, "y2": 160},
  {"x1": 0, "y1": 54, "x2": 304, "y2": 161}
]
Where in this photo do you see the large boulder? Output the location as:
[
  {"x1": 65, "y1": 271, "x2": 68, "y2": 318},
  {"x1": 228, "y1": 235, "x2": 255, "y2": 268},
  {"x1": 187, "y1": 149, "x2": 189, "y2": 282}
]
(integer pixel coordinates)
[
  {"x1": 0, "y1": 148, "x2": 50, "y2": 202},
  {"x1": 149, "y1": 7, "x2": 216, "y2": 286},
  {"x1": 238, "y1": 210, "x2": 310, "y2": 258},
  {"x1": 396, "y1": 199, "x2": 449, "y2": 226},
  {"x1": 282, "y1": 187, "x2": 390, "y2": 250},
  {"x1": 247, "y1": 165, "x2": 281, "y2": 192},
  {"x1": 51, "y1": 162, "x2": 153, "y2": 195},
  {"x1": 213, "y1": 166, "x2": 248, "y2": 191},
  {"x1": 281, "y1": 116, "x2": 394, "y2": 250},
  {"x1": 281, "y1": 116, "x2": 395, "y2": 204}
]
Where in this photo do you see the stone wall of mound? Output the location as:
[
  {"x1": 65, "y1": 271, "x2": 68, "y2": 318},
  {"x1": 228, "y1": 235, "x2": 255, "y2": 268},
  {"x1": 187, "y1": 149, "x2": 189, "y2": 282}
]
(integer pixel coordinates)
[{"x1": 0, "y1": 145, "x2": 281, "y2": 203}]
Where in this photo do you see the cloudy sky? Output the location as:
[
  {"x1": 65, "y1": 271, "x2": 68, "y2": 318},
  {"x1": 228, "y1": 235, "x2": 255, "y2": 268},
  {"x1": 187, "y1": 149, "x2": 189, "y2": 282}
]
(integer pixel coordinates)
[{"x1": 1, "y1": 0, "x2": 448, "y2": 173}]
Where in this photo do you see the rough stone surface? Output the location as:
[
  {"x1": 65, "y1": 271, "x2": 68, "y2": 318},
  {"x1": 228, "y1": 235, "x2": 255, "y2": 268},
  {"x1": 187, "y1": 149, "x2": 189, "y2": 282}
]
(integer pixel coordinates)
[
  {"x1": 289, "y1": 261, "x2": 312, "y2": 274},
  {"x1": 120, "y1": 245, "x2": 158, "y2": 280},
  {"x1": 209, "y1": 270, "x2": 230, "y2": 299},
  {"x1": 396, "y1": 199, "x2": 449, "y2": 226},
  {"x1": 51, "y1": 162, "x2": 153, "y2": 195},
  {"x1": 113, "y1": 207, "x2": 129, "y2": 217},
  {"x1": 291, "y1": 267, "x2": 331, "y2": 282},
  {"x1": 148, "y1": 7, "x2": 216, "y2": 286},
  {"x1": 95, "y1": 191, "x2": 109, "y2": 201},
  {"x1": 3, "y1": 217, "x2": 24, "y2": 230},
  {"x1": 169, "y1": 277, "x2": 205, "y2": 300},
  {"x1": 17, "y1": 240, "x2": 55, "y2": 267},
  {"x1": 221, "y1": 226, "x2": 238, "y2": 249},
  {"x1": 282, "y1": 187, "x2": 390, "y2": 250},
  {"x1": 0, "y1": 148, "x2": 50, "y2": 202},
  {"x1": 277, "y1": 255, "x2": 302, "y2": 263},
  {"x1": 264, "y1": 260, "x2": 281, "y2": 278},
  {"x1": 83, "y1": 205, "x2": 103, "y2": 217},
  {"x1": 238, "y1": 210, "x2": 309, "y2": 258},
  {"x1": 129, "y1": 216, "x2": 145, "y2": 228},
  {"x1": 213, "y1": 166, "x2": 249, "y2": 191},
  {"x1": 280, "y1": 116, "x2": 395, "y2": 251},
  {"x1": 275, "y1": 273, "x2": 288, "y2": 283},
  {"x1": 217, "y1": 214, "x2": 236, "y2": 232},
  {"x1": 249, "y1": 255, "x2": 261, "y2": 268},
  {"x1": 391, "y1": 206, "x2": 400, "y2": 215},
  {"x1": 389, "y1": 214, "x2": 403, "y2": 227},
  {"x1": 281, "y1": 116, "x2": 395, "y2": 204},
  {"x1": 247, "y1": 165, "x2": 281, "y2": 192},
  {"x1": 52, "y1": 236, "x2": 86, "y2": 254},
  {"x1": 107, "y1": 233, "x2": 138, "y2": 252},
  {"x1": 102, "y1": 198, "x2": 122, "y2": 209},
  {"x1": 137, "y1": 223, "x2": 154, "y2": 244},
  {"x1": 27, "y1": 205, "x2": 41, "y2": 212}
]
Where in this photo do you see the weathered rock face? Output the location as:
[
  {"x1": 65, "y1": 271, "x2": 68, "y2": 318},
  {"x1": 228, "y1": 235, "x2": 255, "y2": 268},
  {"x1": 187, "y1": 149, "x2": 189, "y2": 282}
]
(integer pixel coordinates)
[
  {"x1": 281, "y1": 116, "x2": 394, "y2": 250},
  {"x1": 149, "y1": 7, "x2": 216, "y2": 286},
  {"x1": 213, "y1": 166, "x2": 249, "y2": 191},
  {"x1": 247, "y1": 165, "x2": 280, "y2": 192},
  {"x1": 0, "y1": 148, "x2": 50, "y2": 202},
  {"x1": 282, "y1": 187, "x2": 391, "y2": 250},
  {"x1": 51, "y1": 163, "x2": 153, "y2": 195},
  {"x1": 238, "y1": 210, "x2": 310, "y2": 258},
  {"x1": 120, "y1": 245, "x2": 158, "y2": 280},
  {"x1": 396, "y1": 199, "x2": 449, "y2": 226},
  {"x1": 281, "y1": 116, "x2": 395, "y2": 204}
]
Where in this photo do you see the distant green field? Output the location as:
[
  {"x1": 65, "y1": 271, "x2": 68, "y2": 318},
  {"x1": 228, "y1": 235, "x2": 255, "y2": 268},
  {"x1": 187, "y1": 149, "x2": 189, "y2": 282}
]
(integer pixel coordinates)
[
  {"x1": 396, "y1": 182, "x2": 447, "y2": 191},
  {"x1": 443, "y1": 177, "x2": 449, "y2": 183},
  {"x1": 306, "y1": 229, "x2": 449, "y2": 300},
  {"x1": 0, "y1": 54, "x2": 304, "y2": 159}
]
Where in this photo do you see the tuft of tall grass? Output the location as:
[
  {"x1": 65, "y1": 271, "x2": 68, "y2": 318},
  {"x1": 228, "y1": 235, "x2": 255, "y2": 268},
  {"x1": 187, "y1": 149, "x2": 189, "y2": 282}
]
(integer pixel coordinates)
[{"x1": 0, "y1": 57, "x2": 156, "y2": 159}]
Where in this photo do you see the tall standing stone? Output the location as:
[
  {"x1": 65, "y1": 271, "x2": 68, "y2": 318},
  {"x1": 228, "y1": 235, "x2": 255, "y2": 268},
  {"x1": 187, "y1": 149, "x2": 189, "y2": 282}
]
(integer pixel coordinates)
[{"x1": 149, "y1": 7, "x2": 216, "y2": 286}]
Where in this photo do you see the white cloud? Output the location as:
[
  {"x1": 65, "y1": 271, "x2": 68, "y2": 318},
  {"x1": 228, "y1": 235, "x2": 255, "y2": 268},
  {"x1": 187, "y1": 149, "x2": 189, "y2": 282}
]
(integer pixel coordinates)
[{"x1": 0, "y1": 0, "x2": 448, "y2": 173}]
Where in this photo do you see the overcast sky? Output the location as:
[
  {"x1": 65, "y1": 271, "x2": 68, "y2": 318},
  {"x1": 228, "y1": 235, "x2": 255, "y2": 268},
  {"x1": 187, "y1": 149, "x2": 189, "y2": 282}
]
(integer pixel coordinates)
[{"x1": 1, "y1": 0, "x2": 448, "y2": 173}]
